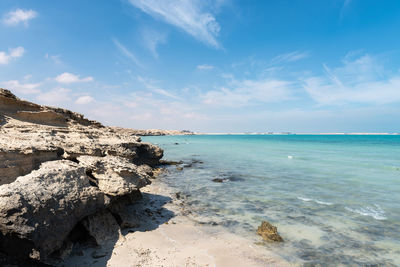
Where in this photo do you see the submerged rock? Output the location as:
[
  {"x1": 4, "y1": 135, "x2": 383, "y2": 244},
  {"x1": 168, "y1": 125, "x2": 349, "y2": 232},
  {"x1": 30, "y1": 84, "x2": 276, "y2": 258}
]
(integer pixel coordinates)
[
  {"x1": 257, "y1": 221, "x2": 284, "y2": 242},
  {"x1": 212, "y1": 178, "x2": 226, "y2": 183},
  {"x1": 159, "y1": 160, "x2": 183, "y2": 165}
]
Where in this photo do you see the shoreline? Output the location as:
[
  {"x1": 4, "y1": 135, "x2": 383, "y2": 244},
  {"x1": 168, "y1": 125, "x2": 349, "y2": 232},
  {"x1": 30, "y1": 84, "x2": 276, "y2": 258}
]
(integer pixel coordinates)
[
  {"x1": 196, "y1": 132, "x2": 400, "y2": 135},
  {"x1": 62, "y1": 172, "x2": 291, "y2": 267}
]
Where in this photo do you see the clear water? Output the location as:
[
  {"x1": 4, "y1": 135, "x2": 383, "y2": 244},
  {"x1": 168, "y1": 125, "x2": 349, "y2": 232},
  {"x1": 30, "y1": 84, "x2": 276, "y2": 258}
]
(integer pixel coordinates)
[{"x1": 142, "y1": 135, "x2": 400, "y2": 266}]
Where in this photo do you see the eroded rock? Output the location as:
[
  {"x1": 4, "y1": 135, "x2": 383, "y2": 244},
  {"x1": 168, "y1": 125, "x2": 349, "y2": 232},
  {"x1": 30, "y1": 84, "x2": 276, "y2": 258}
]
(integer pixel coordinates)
[
  {"x1": 0, "y1": 160, "x2": 109, "y2": 261},
  {"x1": 81, "y1": 210, "x2": 121, "y2": 246},
  {"x1": 78, "y1": 155, "x2": 151, "y2": 196},
  {"x1": 0, "y1": 89, "x2": 166, "y2": 263},
  {"x1": 257, "y1": 221, "x2": 284, "y2": 242}
]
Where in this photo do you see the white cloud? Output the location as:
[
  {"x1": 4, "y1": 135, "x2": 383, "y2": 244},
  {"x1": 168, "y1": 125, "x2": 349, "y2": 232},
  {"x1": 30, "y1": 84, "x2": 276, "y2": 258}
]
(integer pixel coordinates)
[
  {"x1": 36, "y1": 88, "x2": 71, "y2": 105},
  {"x1": 54, "y1": 72, "x2": 94, "y2": 84},
  {"x1": 303, "y1": 54, "x2": 400, "y2": 105},
  {"x1": 3, "y1": 9, "x2": 37, "y2": 26},
  {"x1": 0, "y1": 47, "x2": 25, "y2": 64},
  {"x1": 137, "y1": 76, "x2": 181, "y2": 99},
  {"x1": 129, "y1": 0, "x2": 221, "y2": 48},
  {"x1": 75, "y1": 95, "x2": 94, "y2": 105},
  {"x1": 197, "y1": 64, "x2": 214, "y2": 70},
  {"x1": 1, "y1": 80, "x2": 41, "y2": 94},
  {"x1": 141, "y1": 28, "x2": 167, "y2": 58},
  {"x1": 45, "y1": 54, "x2": 63, "y2": 65},
  {"x1": 203, "y1": 79, "x2": 293, "y2": 107},
  {"x1": 271, "y1": 51, "x2": 309, "y2": 64},
  {"x1": 113, "y1": 38, "x2": 142, "y2": 67}
]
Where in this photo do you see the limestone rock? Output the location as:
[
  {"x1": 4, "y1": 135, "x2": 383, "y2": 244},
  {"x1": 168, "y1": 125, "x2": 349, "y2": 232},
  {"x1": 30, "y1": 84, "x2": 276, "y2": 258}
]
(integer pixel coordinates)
[
  {"x1": 0, "y1": 160, "x2": 109, "y2": 261},
  {"x1": 78, "y1": 155, "x2": 151, "y2": 196},
  {"x1": 0, "y1": 147, "x2": 63, "y2": 185},
  {"x1": 257, "y1": 221, "x2": 284, "y2": 242},
  {"x1": 81, "y1": 210, "x2": 121, "y2": 246},
  {"x1": 0, "y1": 88, "x2": 168, "y2": 263}
]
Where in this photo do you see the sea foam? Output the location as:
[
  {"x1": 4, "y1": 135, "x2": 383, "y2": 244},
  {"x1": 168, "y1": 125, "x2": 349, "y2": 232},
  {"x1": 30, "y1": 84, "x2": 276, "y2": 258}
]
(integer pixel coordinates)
[
  {"x1": 345, "y1": 205, "x2": 387, "y2": 220},
  {"x1": 297, "y1": 196, "x2": 333, "y2": 206}
]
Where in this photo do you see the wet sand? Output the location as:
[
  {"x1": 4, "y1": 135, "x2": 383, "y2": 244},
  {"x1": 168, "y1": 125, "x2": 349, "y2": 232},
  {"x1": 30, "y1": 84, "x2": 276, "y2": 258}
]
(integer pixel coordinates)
[{"x1": 61, "y1": 176, "x2": 290, "y2": 267}]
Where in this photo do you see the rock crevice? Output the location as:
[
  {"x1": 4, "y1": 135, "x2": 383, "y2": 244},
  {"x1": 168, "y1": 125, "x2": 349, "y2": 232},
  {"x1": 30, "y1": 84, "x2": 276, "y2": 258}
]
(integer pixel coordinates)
[{"x1": 0, "y1": 88, "x2": 164, "y2": 264}]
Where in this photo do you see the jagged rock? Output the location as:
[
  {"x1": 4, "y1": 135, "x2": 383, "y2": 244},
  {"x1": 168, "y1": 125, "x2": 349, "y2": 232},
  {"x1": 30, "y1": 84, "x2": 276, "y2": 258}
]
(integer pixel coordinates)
[
  {"x1": 0, "y1": 88, "x2": 101, "y2": 127},
  {"x1": 81, "y1": 210, "x2": 121, "y2": 246},
  {"x1": 159, "y1": 160, "x2": 183, "y2": 165},
  {"x1": 0, "y1": 160, "x2": 109, "y2": 261},
  {"x1": 77, "y1": 155, "x2": 151, "y2": 196},
  {"x1": 257, "y1": 221, "x2": 284, "y2": 242},
  {"x1": 0, "y1": 147, "x2": 64, "y2": 185},
  {"x1": 0, "y1": 89, "x2": 168, "y2": 263}
]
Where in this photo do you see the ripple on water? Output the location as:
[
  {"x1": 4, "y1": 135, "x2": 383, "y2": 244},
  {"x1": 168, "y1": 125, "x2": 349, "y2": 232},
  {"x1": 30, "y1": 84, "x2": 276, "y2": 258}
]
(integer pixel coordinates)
[
  {"x1": 345, "y1": 204, "x2": 387, "y2": 220},
  {"x1": 144, "y1": 135, "x2": 400, "y2": 266}
]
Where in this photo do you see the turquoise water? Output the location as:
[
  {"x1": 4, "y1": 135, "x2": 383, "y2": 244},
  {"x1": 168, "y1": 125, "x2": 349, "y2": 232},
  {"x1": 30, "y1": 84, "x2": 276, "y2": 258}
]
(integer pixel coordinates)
[{"x1": 143, "y1": 135, "x2": 400, "y2": 266}]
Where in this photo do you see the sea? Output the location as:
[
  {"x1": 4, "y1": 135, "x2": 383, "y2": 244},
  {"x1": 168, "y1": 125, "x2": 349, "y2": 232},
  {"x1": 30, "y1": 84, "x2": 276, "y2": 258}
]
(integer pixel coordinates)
[{"x1": 142, "y1": 135, "x2": 400, "y2": 266}]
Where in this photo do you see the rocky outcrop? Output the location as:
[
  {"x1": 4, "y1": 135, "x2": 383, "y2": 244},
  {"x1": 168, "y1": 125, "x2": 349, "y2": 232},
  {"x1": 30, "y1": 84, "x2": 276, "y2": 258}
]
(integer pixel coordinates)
[
  {"x1": 0, "y1": 89, "x2": 164, "y2": 264},
  {"x1": 0, "y1": 89, "x2": 102, "y2": 127},
  {"x1": 257, "y1": 221, "x2": 284, "y2": 242},
  {"x1": 0, "y1": 161, "x2": 108, "y2": 260}
]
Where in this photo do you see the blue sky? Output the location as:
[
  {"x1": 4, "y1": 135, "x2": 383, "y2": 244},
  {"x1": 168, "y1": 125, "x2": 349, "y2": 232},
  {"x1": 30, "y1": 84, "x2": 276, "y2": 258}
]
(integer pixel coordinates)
[{"x1": 1, "y1": 0, "x2": 400, "y2": 132}]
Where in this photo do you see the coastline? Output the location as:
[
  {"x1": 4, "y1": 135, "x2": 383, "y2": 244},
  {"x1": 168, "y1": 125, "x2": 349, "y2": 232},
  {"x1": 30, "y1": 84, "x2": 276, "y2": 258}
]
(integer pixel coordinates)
[
  {"x1": 0, "y1": 88, "x2": 289, "y2": 266},
  {"x1": 62, "y1": 173, "x2": 290, "y2": 267},
  {"x1": 197, "y1": 132, "x2": 400, "y2": 135}
]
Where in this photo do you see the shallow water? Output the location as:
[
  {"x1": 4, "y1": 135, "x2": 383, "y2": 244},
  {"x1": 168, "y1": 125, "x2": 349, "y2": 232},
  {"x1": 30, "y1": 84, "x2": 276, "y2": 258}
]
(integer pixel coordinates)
[{"x1": 143, "y1": 135, "x2": 400, "y2": 266}]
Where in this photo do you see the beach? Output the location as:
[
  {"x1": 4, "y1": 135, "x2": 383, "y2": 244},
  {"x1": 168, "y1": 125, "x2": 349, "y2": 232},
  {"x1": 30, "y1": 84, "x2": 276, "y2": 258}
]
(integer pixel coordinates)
[
  {"x1": 62, "y1": 176, "x2": 289, "y2": 267},
  {"x1": 65, "y1": 133, "x2": 400, "y2": 266},
  {"x1": 138, "y1": 135, "x2": 400, "y2": 266}
]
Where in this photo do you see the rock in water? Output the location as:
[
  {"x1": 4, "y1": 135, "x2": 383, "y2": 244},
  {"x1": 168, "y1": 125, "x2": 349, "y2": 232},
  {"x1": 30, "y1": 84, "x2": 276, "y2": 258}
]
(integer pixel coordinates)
[{"x1": 257, "y1": 221, "x2": 284, "y2": 242}]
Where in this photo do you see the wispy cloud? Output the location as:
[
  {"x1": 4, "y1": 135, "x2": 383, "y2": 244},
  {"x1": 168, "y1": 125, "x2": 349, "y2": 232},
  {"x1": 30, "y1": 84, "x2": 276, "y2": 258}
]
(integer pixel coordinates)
[
  {"x1": 55, "y1": 72, "x2": 94, "y2": 84},
  {"x1": 75, "y1": 95, "x2": 94, "y2": 105},
  {"x1": 137, "y1": 76, "x2": 181, "y2": 99},
  {"x1": 203, "y1": 79, "x2": 293, "y2": 107},
  {"x1": 271, "y1": 51, "x2": 309, "y2": 64},
  {"x1": 113, "y1": 38, "x2": 142, "y2": 66},
  {"x1": 128, "y1": 0, "x2": 221, "y2": 48},
  {"x1": 340, "y1": 0, "x2": 352, "y2": 21},
  {"x1": 45, "y1": 54, "x2": 63, "y2": 65},
  {"x1": 0, "y1": 47, "x2": 25, "y2": 64},
  {"x1": 141, "y1": 28, "x2": 167, "y2": 58},
  {"x1": 1, "y1": 80, "x2": 41, "y2": 94},
  {"x1": 303, "y1": 54, "x2": 400, "y2": 105},
  {"x1": 197, "y1": 64, "x2": 214, "y2": 70},
  {"x1": 3, "y1": 9, "x2": 37, "y2": 26},
  {"x1": 36, "y1": 88, "x2": 71, "y2": 105}
]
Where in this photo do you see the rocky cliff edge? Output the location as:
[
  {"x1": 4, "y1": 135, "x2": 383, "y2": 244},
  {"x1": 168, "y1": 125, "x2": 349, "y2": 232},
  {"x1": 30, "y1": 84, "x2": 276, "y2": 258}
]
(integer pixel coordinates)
[{"x1": 0, "y1": 89, "x2": 164, "y2": 265}]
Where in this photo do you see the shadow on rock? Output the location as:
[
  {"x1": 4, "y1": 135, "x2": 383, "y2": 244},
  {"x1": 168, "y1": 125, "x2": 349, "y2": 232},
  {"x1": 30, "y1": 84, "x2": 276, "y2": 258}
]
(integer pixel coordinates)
[{"x1": 60, "y1": 192, "x2": 174, "y2": 267}]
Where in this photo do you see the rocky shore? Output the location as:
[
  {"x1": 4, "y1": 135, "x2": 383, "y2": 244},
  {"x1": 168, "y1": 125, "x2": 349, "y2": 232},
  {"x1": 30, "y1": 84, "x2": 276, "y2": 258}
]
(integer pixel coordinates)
[
  {"x1": 0, "y1": 89, "x2": 167, "y2": 265},
  {"x1": 0, "y1": 89, "x2": 287, "y2": 266}
]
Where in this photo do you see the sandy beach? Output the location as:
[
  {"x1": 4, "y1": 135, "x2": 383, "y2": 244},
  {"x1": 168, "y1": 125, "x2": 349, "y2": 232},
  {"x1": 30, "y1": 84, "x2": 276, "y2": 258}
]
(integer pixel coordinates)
[{"x1": 62, "y1": 175, "x2": 290, "y2": 267}]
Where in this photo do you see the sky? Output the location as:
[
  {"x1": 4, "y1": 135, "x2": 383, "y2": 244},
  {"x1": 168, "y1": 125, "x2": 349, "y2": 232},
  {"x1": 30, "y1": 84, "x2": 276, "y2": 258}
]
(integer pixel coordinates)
[{"x1": 1, "y1": 0, "x2": 400, "y2": 133}]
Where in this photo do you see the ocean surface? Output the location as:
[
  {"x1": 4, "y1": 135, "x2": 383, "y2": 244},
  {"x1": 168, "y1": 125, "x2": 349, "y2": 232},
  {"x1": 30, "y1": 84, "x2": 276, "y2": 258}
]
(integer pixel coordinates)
[{"x1": 143, "y1": 135, "x2": 400, "y2": 266}]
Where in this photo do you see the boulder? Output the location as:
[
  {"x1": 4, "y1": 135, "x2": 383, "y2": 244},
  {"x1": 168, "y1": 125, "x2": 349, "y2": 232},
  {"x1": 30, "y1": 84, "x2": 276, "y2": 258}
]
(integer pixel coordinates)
[
  {"x1": 257, "y1": 221, "x2": 284, "y2": 242},
  {"x1": 77, "y1": 155, "x2": 151, "y2": 196},
  {"x1": 81, "y1": 210, "x2": 121, "y2": 246},
  {"x1": 0, "y1": 89, "x2": 166, "y2": 263},
  {"x1": 0, "y1": 160, "x2": 109, "y2": 261}
]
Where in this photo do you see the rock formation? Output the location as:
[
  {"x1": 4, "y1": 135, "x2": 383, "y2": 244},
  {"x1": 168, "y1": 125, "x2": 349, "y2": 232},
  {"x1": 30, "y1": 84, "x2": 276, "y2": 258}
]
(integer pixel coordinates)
[
  {"x1": 0, "y1": 89, "x2": 164, "y2": 265},
  {"x1": 257, "y1": 221, "x2": 284, "y2": 242}
]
